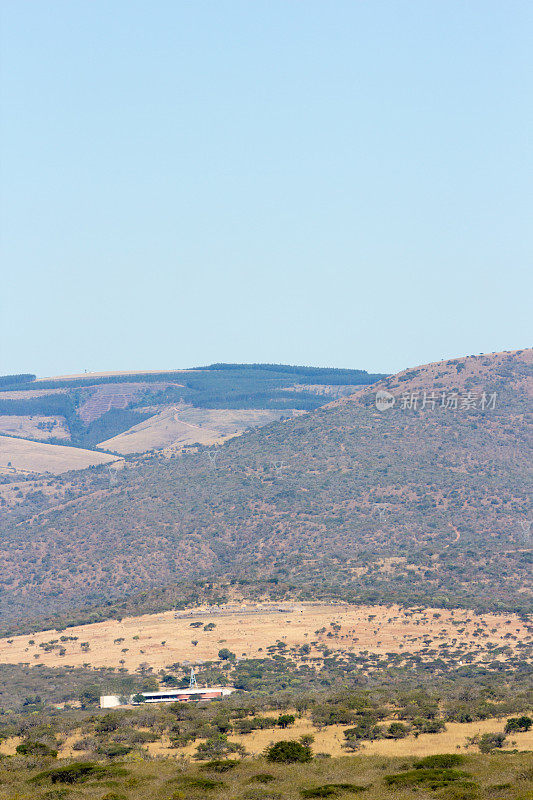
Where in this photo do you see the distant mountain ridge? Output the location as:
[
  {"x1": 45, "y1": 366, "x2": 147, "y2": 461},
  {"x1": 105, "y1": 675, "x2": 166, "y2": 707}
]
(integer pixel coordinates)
[
  {"x1": 0, "y1": 363, "x2": 386, "y2": 455},
  {"x1": 0, "y1": 348, "x2": 530, "y2": 625}
]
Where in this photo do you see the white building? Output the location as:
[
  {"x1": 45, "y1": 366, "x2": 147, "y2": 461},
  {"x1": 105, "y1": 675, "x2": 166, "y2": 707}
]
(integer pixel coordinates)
[{"x1": 100, "y1": 686, "x2": 234, "y2": 709}]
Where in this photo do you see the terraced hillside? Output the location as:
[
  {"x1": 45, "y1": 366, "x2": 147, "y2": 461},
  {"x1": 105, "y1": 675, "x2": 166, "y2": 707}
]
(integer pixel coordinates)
[{"x1": 0, "y1": 349, "x2": 530, "y2": 624}]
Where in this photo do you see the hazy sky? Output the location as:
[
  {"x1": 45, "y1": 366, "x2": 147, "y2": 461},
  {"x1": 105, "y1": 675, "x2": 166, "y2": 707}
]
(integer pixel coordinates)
[{"x1": 1, "y1": 1, "x2": 531, "y2": 378}]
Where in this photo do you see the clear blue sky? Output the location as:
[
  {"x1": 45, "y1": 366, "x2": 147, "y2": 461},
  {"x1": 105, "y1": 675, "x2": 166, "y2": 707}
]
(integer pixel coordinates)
[{"x1": 1, "y1": 1, "x2": 531, "y2": 377}]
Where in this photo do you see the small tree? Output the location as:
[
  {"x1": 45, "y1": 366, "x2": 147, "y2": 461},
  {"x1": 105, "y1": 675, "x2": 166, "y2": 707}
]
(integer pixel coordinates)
[
  {"x1": 194, "y1": 734, "x2": 245, "y2": 760},
  {"x1": 266, "y1": 740, "x2": 312, "y2": 763},
  {"x1": 386, "y1": 722, "x2": 409, "y2": 739},
  {"x1": 218, "y1": 648, "x2": 236, "y2": 661},
  {"x1": 277, "y1": 714, "x2": 296, "y2": 729},
  {"x1": 16, "y1": 740, "x2": 57, "y2": 758},
  {"x1": 478, "y1": 732, "x2": 506, "y2": 753},
  {"x1": 505, "y1": 716, "x2": 532, "y2": 733}
]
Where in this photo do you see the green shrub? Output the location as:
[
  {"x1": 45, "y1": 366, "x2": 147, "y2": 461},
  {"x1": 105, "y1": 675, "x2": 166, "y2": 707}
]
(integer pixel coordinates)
[
  {"x1": 96, "y1": 742, "x2": 132, "y2": 758},
  {"x1": 385, "y1": 768, "x2": 471, "y2": 789},
  {"x1": 301, "y1": 784, "x2": 368, "y2": 797},
  {"x1": 16, "y1": 740, "x2": 57, "y2": 758},
  {"x1": 181, "y1": 776, "x2": 223, "y2": 789},
  {"x1": 384, "y1": 722, "x2": 409, "y2": 739},
  {"x1": 505, "y1": 716, "x2": 532, "y2": 733},
  {"x1": 250, "y1": 773, "x2": 276, "y2": 783},
  {"x1": 478, "y1": 733, "x2": 506, "y2": 753},
  {"x1": 218, "y1": 648, "x2": 236, "y2": 661},
  {"x1": 415, "y1": 754, "x2": 465, "y2": 769},
  {"x1": 343, "y1": 720, "x2": 383, "y2": 743},
  {"x1": 278, "y1": 713, "x2": 296, "y2": 728},
  {"x1": 199, "y1": 759, "x2": 239, "y2": 772},
  {"x1": 266, "y1": 740, "x2": 312, "y2": 763},
  {"x1": 194, "y1": 733, "x2": 245, "y2": 760},
  {"x1": 30, "y1": 762, "x2": 107, "y2": 784}
]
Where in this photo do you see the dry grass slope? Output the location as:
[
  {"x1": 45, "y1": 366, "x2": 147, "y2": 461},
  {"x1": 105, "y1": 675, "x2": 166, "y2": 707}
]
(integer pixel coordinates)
[
  {"x1": 0, "y1": 435, "x2": 121, "y2": 475},
  {"x1": 98, "y1": 406, "x2": 302, "y2": 454},
  {"x1": 0, "y1": 602, "x2": 529, "y2": 671}
]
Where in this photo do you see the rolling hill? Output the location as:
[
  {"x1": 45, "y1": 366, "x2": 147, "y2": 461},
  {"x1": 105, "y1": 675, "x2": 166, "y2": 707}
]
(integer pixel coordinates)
[
  {"x1": 0, "y1": 363, "x2": 383, "y2": 468},
  {"x1": 0, "y1": 349, "x2": 530, "y2": 626},
  {"x1": 0, "y1": 435, "x2": 121, "y2": 475},
  {"x1": 97, "y1": 406, "x2": 303, "y2": 454}
]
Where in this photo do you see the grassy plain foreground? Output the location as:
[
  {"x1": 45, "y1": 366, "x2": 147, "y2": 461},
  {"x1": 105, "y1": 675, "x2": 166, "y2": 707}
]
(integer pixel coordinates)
[{"x1": 0, "y1": 750, "x2": 531, "y2": 800}]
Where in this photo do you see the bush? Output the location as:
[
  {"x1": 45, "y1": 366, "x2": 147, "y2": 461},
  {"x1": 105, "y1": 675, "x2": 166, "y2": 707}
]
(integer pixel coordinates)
[
  {"x1": 266, "y1": 740, "x2": 312, "y2": 763},
  {"x1": 31, "y1": 762, "x2": 107, "y2": 784},
  {"x1": 385, "y1": 722, "x2": 409, "y2": 739},
  {"x1": 413, "y1": 717, "x2": 446, "y2": 734},
  {"x1": 385, "y1": 769, "x2": 470, "y2": 789},
  {"x1": 505, "y1": 716, "x2": 532, "y2": 733},
  {"x1": 278, "y1": 713, "x2": 296, "y2": 728},
  {"x1": 478, "y1": 733, "x2": 506, "y2": 753},
  {"x1": 180, "y1": 776, "x2": 223, "y2": 790},
  {"x1": 218, "y1": 648, "x2": 236, "y2": 661},
  {"x1": 16, "y1": 740, "x2": 57, "y2": 757},
  {"x1": 96, "y1": 742, "x2": 132, "y2": 758},
  {"x1": 250, "y1": 773, "x2": 276, "y2": 783},
  {"x1": 194, "y1": 734, "x2": 245, "y2": 760},
  {"x1": 301, "y1": 784, "x2": 368, "y2": 797},
  {"x1": 416, "y1": 754, "x2": 465, "y2": 769},
  {"x1": 344, "y1": 720, "x2": 383, "y2": 743},
  {"x1": 199, "y1": 759, "x2": 239, "y2": 772}
]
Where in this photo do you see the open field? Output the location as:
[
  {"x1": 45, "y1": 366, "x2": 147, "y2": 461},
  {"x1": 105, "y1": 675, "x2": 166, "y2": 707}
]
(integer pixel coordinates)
[
  {"x1": 0, "y1": 414, "x2": 69, "y2": 440},
  {"x1": 0, "y1": 602, "x2": 529, "y2": 671},
  {"x1": 33, "y1": 369, "x2": 191, "y2": 382},
  {"x1": 170, "y1": 714, "x2": 533, "y2": 759},
  {"x1": 0, "y1": 388, "x2": 67, "y2": 399},
  {"x1": 0, "y1": 713, "x2": 531, "y2": 760},
  {"x1": 98, "y1": 406, "x2": 302, "y2": 454},
  {"x1": 0, "y1": 435, "x2": 121, "y2": 475}
]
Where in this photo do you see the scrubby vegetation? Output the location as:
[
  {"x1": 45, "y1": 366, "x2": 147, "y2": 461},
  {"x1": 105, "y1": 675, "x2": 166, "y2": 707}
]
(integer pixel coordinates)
[
  {"x1": 1, "y1": 351, "x2": 530, "y2": 624},
  {"x1": 0, "y1": 747, "x2": 530, "y2": 800}
]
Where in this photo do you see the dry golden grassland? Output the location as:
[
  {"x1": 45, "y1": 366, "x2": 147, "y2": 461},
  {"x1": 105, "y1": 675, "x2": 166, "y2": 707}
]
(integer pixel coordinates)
[
  {"x1": 0, "y1": 603, "x2": 528, "y2": 671},
  {"x1": 97, "y1": 406, "x2": 301, "y2": 454},
  {"x1": 0, "y1": 415, "x2": 70, "y2": 440},
  {"x1": 159, "y1": 714, "x2": 533, "y2": 760},
  {"x1": 0, "y1": 435, "x2": 121, "y2": 475},
  {"x1": 0, "y1": 713, "x2": 531, "y2": 761}
]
